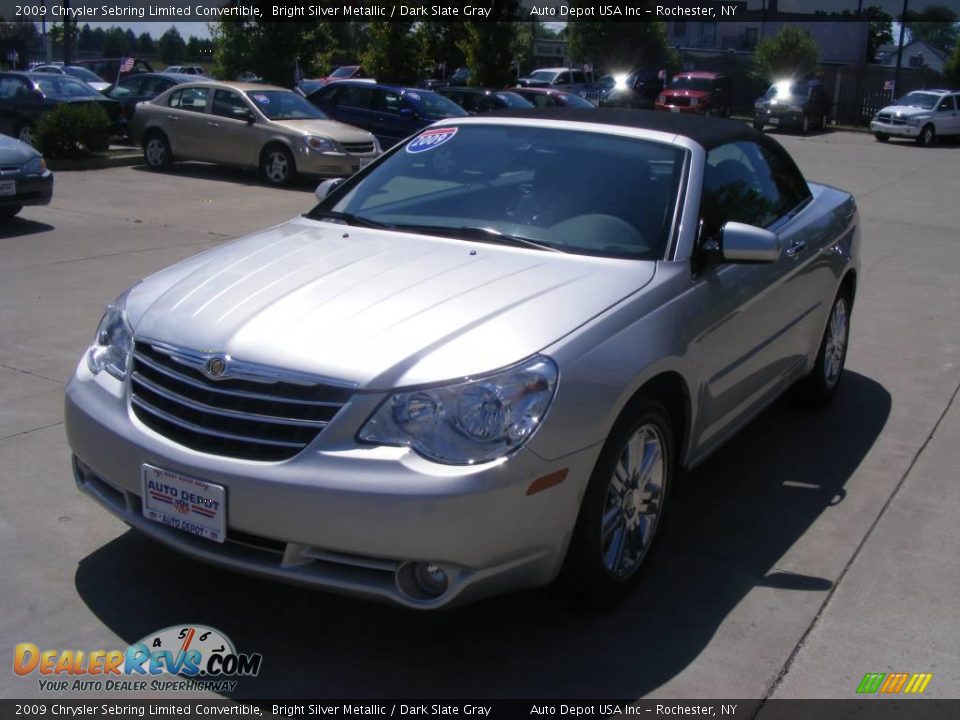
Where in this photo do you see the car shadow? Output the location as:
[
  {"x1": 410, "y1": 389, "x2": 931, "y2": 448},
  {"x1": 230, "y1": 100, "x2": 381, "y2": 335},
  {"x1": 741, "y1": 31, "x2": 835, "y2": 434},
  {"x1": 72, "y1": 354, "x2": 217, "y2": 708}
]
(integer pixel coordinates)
[
  {"x1": 130, "y1": 163, "x2": 320, "y2": 193},
  {"x1": 0, "y1": 216, "x2": 55, "y2": 239},
  {"x1": 75, "y1": 371, "x2": 890, "y2": 699}
]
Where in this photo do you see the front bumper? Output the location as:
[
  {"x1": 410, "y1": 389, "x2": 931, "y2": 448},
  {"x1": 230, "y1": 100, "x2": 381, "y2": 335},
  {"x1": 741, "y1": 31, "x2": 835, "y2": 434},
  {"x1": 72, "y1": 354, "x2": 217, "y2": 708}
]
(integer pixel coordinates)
[
  {"x1": 870, "y1": 120, "x2": 920, "y2": 138},
  {"x1": 65, "y1": 364, "x2": 593, "y2": 609},
  {"x1": 295, "y1": 147, "x2": 379, "y2": 178},
  {"x1": 753, "y1": 109, "x2": 804, "y2": 128},
  {"x1": 0, "y1": 171, "x2": 53, "y2": 208},
  {"x1": 654, "y1": 102, "x2": 704, "y2": 114}
]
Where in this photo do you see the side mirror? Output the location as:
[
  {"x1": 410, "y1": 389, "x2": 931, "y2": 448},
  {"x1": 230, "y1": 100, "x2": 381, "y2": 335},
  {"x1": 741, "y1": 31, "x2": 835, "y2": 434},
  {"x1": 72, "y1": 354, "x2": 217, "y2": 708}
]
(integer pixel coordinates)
[
  {"x1": 720, "y1": 221, "x2": 781, "y2": 263},
  {"x1": 315, "y1": 178, "x2": 344, "y2": 202}
]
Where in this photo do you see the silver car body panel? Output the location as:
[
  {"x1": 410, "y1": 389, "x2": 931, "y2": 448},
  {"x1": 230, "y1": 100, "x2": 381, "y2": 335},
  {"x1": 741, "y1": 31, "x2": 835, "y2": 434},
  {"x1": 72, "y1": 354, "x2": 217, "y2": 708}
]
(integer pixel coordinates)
[{"x1": 66, "y1": 116, "x2": 860, "y2": 608}]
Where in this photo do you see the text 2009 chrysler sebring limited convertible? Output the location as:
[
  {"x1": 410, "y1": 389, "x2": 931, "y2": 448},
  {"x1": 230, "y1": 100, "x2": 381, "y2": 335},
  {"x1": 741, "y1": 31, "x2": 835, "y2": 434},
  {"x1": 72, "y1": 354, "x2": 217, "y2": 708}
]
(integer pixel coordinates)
[{"x1": 66, "y1": 109, "x2": 859, "y2": 609}]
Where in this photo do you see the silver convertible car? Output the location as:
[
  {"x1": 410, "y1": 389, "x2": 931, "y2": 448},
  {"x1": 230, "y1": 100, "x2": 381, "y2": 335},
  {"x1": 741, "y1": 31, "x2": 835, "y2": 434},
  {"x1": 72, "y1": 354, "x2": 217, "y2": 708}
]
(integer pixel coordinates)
[{"x1": 65, "y1": 109, "x2": 859, "y2": 608}]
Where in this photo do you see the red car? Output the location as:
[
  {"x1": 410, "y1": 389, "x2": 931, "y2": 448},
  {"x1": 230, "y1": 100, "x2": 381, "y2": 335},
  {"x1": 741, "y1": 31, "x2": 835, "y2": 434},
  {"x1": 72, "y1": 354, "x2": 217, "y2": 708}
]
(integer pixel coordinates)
[{"x1": 655, "y1": 72, "x2": 732, "y2": 117}]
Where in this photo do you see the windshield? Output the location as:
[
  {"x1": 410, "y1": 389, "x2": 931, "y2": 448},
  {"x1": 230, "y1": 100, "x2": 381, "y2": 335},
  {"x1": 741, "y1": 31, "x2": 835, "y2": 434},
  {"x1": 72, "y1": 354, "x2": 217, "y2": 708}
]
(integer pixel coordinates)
[
  {"x1": 330, "y1": 66, "x2": 358, "y2": 78},
  {"x1": 669, "y1": 76, "x2": 713, "y2": 92},
  {"x1": 895, "y1": 92, "x2": 938, "y2": 109},
  {"x1": 764, "y1": 81, "x2": 809, "y2": 99},
  {"x1": 64, "y1": 66, "x2": 105, "y2": 84},
  {"x1": 407, "y1": 90, "x2": 468, "y2": 118},
  {"x1": 313, "y1": 124, "x2": 684, "y2": 260},
  {"x1": 528, "y1": 70, "x2": 560, "y2": 83},
  {"x1": 34, "y1": 76, "x2": 102, "y2": 98},
  {"x1": 246, "y1": 90, "x2": 328, "y2": 120},
  {"x1": 495, "y1": 91, "x2": 534, "y2": 109}
]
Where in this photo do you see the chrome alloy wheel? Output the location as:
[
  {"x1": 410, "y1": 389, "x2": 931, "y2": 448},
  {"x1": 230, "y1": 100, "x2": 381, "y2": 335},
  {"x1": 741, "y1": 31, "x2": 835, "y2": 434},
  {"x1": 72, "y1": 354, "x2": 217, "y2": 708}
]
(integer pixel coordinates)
[
  {"x1": 264, "y1": 150, "x2": 291, "y2": 183},
  {"x1": 601, "y1": 423, "x2": 666, "y2": 580},
  {"x1": 145, "y1": 137, "x2": 166, "y2": 166},
  {"x1": 823, "y1": 296, "x2": 848, "y2": 389}
]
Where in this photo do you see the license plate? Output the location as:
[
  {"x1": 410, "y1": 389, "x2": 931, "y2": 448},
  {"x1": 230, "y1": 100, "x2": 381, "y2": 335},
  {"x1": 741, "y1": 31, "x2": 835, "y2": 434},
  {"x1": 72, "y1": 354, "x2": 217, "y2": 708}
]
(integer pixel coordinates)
[
  {"x1": 141, "y1": 465, "x2": 226, "y2": 543},
  {"x1": 769, "y1": 117, "x2": 780, "y2": 126},
  {"x1": 670, "y1": 107, "x2": 680, "y2": 113},
  {"x1": 0, "y1": 180, "x2": 15, "y2": 196}
]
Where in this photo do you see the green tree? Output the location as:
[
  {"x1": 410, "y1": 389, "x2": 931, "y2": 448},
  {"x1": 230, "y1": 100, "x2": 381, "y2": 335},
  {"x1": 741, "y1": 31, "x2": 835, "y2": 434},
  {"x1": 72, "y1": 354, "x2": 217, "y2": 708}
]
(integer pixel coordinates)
[
  {"x1": 751, "y1": 26, "x2": 820, "y2": 82},
  {"x1": 137, "y1": 32, "x2": 154, "y2": 55},
  {"x1": 945, "y1": 40, "x2": 960, "y2": 87},
  {"x1": 567, "y1": 20, "x2": 671, "y2": 74},
  {"x1": 414, "y1": 22, "x2": 467, "y2": 80},
  {"x1": 359, "y1": 20, "x2": 416, "y2": 84},
  {"x1": 213, "y1": 18, "x2": 337, "y2": 85},
  {"x1": 458, "y1": 0, "x2": 522, "y2": 87},
  {"x1": 905, "y1": 5, "x2": 959, "y2": 51},
  {"x1": 158, "y1": 26, "x2": 187, "y2": 65},
  {"x1": 101, "y1": 26, "x2": 129, "y2": 57},
  {"x1": 0, "y1": 20, "x2": 38, "y2": 69},
  {"x1": 864, "y1": 7, "x2": 894, "y2": 63}
]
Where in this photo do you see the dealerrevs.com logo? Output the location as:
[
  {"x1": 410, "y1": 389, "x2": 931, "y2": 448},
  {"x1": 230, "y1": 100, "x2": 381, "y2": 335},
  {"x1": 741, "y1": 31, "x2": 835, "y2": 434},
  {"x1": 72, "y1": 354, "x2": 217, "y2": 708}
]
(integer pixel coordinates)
[{"x1": 13, "y1": 625, "x2": 262, "y2": 693}]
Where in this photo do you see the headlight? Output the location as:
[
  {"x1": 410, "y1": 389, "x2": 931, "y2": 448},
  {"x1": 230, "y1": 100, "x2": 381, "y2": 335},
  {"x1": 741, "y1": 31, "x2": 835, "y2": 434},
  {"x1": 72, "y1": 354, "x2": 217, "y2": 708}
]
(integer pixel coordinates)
[
  {"x1": 304, "y1": 136, "x2": 341, "y2": 153},
  {"x1": 85, "y1": 294, "x2": 133, "y2": 380},
  {"x1": 905, "y1": 117, "x2": 924, "y2": 126},
  {"x1": 22, "y1": 156, "x2": 46, "y2": 174},
  {"x1": 358, "y1": 357, "x2": 559, "y2": 465}
]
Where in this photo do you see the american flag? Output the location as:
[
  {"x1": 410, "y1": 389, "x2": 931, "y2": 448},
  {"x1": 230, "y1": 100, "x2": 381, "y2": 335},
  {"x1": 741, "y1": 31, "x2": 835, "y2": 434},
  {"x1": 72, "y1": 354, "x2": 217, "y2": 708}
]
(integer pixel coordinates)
[{"x1": 119, "y1": 57, "x2": 135, "y2": 73}]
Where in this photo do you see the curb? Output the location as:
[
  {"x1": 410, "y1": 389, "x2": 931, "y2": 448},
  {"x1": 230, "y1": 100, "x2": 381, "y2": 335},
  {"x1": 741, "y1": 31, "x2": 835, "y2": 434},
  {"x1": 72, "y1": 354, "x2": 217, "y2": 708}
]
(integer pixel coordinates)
[{"x1": 46, "y1": 152, "x2": 141, "y2": 171}]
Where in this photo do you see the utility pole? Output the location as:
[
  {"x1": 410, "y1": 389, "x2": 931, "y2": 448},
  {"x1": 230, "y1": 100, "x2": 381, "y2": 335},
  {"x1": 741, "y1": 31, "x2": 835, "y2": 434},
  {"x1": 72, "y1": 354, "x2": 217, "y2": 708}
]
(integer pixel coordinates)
[{"x1": 893, "y1": 0, "x2": 908, "y2": 97}]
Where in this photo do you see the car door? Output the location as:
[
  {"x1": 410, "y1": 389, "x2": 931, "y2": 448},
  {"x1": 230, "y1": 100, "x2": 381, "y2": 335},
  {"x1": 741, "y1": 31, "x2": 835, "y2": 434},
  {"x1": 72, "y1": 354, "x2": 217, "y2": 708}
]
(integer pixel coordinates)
[
  {"x1": 552, "y1": 71, "x2": 572, "y2": 91},
  {"x1": 326, "y1": 84, "x2": 377, "y2": 135},
  {"x1": 106, "y1": 75, "x2": 146, "y2": 120},
  {"x1": 935, "y1": 95, "x2": 958, "y2": 135},
  {"x1": 371, "y1": 89, "x2": 421, "y2": 147},
  {"x1": 0, "y1": 76, "x2": 43, "y2": 136},
  {"x1": 207, "y1": 88, "x2": 259, "y2": 167},
  {"x1": 689, "y1": 139, "x2": 820, "y2": 456},
  {"x1": 163, "y1": 86, "x2": 211, "y2": 159}
]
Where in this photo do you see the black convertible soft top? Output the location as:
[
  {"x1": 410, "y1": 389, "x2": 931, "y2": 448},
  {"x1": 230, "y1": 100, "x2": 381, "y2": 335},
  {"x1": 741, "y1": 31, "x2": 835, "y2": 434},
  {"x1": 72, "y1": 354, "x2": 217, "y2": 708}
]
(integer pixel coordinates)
[{"x1": 481, "y1": 107, "x2": 762, "y2": 150}]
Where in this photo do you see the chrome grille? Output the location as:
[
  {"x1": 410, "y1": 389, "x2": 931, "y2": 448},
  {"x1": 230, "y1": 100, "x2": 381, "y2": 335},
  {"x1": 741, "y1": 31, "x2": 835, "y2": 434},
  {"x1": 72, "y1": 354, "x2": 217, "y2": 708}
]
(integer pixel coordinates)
[
  {"x1": 666, "y1": 96, "x2": 691, "y2": 107},
  {"x1": 342, "y1": 141, "x2": 375, "y2": 154},
  {"x1": 130, "y1": 341, "x2": 353, "y2": 461}
]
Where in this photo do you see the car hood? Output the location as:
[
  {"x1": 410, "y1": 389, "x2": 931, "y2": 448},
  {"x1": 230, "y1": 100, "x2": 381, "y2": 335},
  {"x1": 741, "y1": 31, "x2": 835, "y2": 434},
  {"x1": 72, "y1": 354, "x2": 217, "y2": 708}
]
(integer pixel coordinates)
[
  {"x1": 0, "y1": 133, "x2": 39, "y2": 162},
  {"x1": 125, "y1": 217, "x2": 656, "y2": 390},
  {"x1": 877, "y1": 104, "x2": 933, "y2": 117},
  {"x1": 268, "y1": 118, "x2": 375, "y2": 143}
]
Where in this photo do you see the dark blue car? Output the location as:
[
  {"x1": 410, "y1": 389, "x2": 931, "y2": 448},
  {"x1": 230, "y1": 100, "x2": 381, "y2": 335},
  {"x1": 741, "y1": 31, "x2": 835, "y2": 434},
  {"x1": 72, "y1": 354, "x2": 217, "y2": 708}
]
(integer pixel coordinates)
[{"x1": 306, "y1": 81, "x2": 467, "y2": 148}]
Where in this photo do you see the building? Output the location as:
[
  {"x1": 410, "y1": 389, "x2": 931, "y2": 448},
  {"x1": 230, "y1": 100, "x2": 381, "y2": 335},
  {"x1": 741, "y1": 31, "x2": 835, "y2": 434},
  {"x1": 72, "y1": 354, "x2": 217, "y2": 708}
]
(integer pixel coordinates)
[{"x1": 875, "y1": 40, "x2": 949, "y2": 74}]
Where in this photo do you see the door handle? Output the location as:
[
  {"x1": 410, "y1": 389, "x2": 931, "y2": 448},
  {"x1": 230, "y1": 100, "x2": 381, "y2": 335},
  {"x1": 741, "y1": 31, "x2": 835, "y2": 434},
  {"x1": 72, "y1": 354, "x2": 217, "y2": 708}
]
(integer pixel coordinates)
[
  {"x1": 207, "y1": 121, "x2": 219, "y2": 127},
  {"x1": 786, "y1": 240, "x2": 806, "y2": 257},
  {"x1": 166, "y1": 115, "x2": 179, "y2": 121}
]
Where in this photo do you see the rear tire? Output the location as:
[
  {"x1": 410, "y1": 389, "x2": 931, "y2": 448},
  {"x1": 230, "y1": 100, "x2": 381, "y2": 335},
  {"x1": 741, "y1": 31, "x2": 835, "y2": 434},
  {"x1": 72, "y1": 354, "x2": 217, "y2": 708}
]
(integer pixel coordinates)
[
  {"x1": 798, "y1": 287, "x2": 852, "y2": 406},
  {"x1": 561, "y1": 399, "x2": 674, "y2": 605},
  {"x1": 143, "y1": 131, "x2": 172, "y2": 169},
  {"x1": 260, "y1": 145, "x2": 296, "y2": 186}
]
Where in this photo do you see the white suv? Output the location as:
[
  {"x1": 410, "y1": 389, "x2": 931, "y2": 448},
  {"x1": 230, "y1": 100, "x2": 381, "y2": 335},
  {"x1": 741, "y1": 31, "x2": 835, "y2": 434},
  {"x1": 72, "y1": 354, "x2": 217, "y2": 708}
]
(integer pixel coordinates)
[
  {"x1": 871, "y1": 89, "x2": 960, "y2": 146},
  {"x1": 517, "y1": 67, "x2": 591, "y2": 94}
]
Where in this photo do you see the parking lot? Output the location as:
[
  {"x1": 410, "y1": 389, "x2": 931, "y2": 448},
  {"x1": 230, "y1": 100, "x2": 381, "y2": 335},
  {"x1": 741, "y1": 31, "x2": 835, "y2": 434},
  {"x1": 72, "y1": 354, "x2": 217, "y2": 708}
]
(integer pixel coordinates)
[{"x1": 2, "y1": 129, "x2": 959, "y2": 703}]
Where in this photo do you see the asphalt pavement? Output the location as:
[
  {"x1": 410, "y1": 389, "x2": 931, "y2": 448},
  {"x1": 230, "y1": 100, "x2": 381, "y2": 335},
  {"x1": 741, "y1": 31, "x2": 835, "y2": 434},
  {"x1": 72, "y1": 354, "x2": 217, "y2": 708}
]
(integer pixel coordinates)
[{"x1": 1, "y1": 131, "x2": 958, "y2": 703}]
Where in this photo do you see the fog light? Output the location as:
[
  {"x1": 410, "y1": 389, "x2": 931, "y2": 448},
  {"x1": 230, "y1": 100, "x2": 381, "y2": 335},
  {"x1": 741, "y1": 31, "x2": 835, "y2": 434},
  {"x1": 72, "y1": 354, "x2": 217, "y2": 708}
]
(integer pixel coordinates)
[{"x1": 413, "y1": 562, "x2": 448, "y2": 596}]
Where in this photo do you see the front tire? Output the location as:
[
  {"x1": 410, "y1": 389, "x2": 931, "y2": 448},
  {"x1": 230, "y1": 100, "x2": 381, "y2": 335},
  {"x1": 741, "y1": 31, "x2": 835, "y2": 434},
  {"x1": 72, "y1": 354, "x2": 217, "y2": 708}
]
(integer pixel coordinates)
[
  {"x1": 799, "y1": 288, "x2": 851, "y2": 405},
  {"x1": 261, "y1": 145, "x2": 296, "y2": 185},
  {"x1": 874, "y1": 133, "x2": 889, "y2": 142},
  {"x1": 916, "y1": 123, "x2": 935, "y2": 147},
  {"x1": 561, "y1": 399, "x2": 674, "y2": 603},
  {"x1": 143, "y1": 132, "x2": 172, "y2": 169},
  {"x1": 0, "y1": 205, "x2": 22, "y2": 219}
]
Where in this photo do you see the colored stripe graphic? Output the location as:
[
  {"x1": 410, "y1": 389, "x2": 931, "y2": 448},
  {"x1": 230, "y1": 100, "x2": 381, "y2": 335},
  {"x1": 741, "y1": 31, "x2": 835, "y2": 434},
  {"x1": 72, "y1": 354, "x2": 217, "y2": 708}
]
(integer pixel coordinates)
[{"x1": 857, "y1": 672, "x2": 932, "y2": 694}]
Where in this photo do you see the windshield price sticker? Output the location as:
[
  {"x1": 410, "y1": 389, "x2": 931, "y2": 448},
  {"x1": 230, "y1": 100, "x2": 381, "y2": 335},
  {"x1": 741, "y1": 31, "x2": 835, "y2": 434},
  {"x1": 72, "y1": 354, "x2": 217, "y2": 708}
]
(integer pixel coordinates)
[{"x1": 406, "y1": 127, "x2": 458, "y2": 154}]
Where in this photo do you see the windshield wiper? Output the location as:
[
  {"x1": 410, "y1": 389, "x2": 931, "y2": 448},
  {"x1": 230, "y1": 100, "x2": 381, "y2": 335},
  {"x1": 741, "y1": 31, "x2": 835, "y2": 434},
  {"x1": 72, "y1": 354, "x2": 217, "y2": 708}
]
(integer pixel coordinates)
[
  {"x1": 307, "y1": 210, "x2": 390, "y2": 229},
  {"x1": 392, "y1": 224, "x2": 564, "y2": 253}
]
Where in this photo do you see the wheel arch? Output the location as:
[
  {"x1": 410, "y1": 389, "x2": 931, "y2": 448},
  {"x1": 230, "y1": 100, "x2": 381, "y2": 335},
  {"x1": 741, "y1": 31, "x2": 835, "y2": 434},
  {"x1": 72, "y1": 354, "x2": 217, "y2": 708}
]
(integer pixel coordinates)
[{"x1": 613, "y1": 371, "x2": 692, "y2": 471}]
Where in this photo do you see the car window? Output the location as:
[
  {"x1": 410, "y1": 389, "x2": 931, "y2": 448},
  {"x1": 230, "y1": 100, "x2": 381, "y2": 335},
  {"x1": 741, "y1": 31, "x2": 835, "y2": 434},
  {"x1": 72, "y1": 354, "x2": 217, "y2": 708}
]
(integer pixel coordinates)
[
  {"x1": 110, "y1": 76, "x2": 144, "y2": 98},
  {"x1": 406, "y1": 91, "x2": 466, "y2": 118},
  {"x1": 142, "y1": 77, "x2": 174, "y2": 96},
  {"x1": 700, "y1": 141, "x2": 785, "y2": 235},
  {"x1": 34, "y1": 76, "x2": 101, "y2": 98},
  {"x1": 337, "y1": 86, "x2": 374, "y2": 109},
  {"x1": 320, "y1": 125, "x2": 685, "y2": 261},
  {"x1": 759, "y1": 141, "x2": 812, "y2": 215},
  {"x1": 373, "y1": 89, "x2": 404, "y2": 113},
  {"x1": 556, "y1": 72, "x2": 571, "y2": 84},
  {"x1": 169, "y1": 86, "x2": 209, "y2": 112},
  {"x1": 572, "y1": 72, "x2": 587, "y2": 84},
  {"x1": 531, "y1": 94, "x2": 555, "y2": 108},
  {"x1": 0, "y1": 77, "x2": 30, "y2": 98},
  {"x1": 246, "y1": 90, "x2": 327, "y2": 120},
  {"x1": 937, "y1": 96, "x2": 955, "y2": 111},
  {"x1": 212, "y1": 89, "x2": 250, "y2": 119}
]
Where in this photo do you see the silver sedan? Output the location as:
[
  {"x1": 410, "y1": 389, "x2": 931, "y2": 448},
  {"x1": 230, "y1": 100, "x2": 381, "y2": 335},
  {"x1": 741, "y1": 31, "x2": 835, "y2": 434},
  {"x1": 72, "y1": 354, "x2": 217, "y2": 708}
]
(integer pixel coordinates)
[{"x1": 65, "y1": 110, "x2": 859, "y2": 608}]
